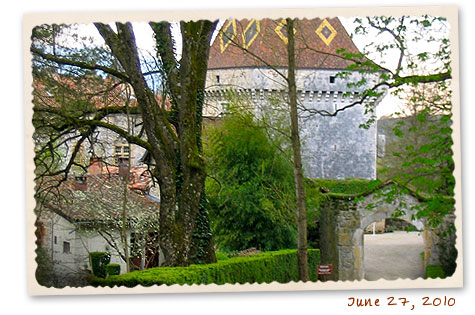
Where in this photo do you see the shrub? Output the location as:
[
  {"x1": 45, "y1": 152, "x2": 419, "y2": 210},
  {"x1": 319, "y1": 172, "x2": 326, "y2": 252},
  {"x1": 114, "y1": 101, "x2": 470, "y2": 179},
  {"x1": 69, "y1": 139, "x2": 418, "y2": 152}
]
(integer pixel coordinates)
[
  {"x1": 106, "y1": 264, "x2": 121, "y2": 277},
  {"x1": 90, "y1": 252, "x2": 111, "y2": 279},
  {"x1": 205, "y1": 110, "x2": 297, "y2": 252},
  {"x1": 425, "y1": 265, "x2": 447, "y2": 279},
  {"x1": 91, "y1": 249, "x2": 320, "y2": 287},
  {"x1": 35, "y1": 246, "x2": 55, "y2": 287},
  {"x1": 215, "y1": 252, "x2": 230, "y2": 261}
]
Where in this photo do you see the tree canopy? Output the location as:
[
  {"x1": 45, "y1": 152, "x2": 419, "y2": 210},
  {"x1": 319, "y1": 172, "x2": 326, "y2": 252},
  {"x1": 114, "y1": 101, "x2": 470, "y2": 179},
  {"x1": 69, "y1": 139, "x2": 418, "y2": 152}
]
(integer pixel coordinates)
[{"x1": 31, "y1": 20, "x2": 218, "y2": 267}]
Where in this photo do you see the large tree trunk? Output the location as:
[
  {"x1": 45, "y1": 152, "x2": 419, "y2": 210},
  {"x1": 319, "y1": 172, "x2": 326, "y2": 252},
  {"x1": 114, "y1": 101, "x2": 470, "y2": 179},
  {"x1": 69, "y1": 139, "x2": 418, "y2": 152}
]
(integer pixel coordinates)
[
  {"x1": 95, "y1": 21, "x2": 216, "y2": 267},
  {"x1": 286, "y1": 18, "x2": 309, "y2": 282}
]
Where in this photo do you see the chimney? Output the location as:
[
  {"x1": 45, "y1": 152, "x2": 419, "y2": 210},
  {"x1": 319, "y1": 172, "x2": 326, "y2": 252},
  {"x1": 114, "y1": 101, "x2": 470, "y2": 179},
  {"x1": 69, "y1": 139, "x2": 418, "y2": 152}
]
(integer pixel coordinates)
[
  {"x1": 118, "y1": 157, "x2": 130, "y2": 180},
  {"x1": 73, "y1": 175, "x2": 87, "y2": 191},
  {"x1": 88, "y1": 157, "x2": 103, "y2": 175}
]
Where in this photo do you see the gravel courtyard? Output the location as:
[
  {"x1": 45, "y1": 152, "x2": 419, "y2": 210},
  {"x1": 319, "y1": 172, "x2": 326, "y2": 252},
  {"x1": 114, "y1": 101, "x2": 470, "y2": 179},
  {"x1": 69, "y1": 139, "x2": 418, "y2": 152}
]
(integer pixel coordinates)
[{"x1": 363, "y1": 231, "x2": 425, "y2": 281}]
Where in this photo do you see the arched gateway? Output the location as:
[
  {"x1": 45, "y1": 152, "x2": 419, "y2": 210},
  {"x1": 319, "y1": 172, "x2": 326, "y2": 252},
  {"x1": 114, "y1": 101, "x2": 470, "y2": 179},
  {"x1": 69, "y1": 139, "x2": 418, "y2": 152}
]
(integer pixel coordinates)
[{"x1": 318, "y1": 182, "x2": 456, "y2": 281}]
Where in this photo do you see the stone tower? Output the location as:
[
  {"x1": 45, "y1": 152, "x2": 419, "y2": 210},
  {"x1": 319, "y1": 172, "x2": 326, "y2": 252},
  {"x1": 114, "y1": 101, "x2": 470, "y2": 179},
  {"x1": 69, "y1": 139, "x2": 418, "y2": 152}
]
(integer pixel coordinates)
[{"x1": 205, "y1": 18, "x2": 386, "y2": 180}]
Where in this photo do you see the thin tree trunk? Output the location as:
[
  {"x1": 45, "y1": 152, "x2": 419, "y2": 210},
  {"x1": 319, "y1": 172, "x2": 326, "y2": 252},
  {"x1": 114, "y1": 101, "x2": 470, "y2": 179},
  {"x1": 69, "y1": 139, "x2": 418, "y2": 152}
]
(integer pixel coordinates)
[{"x1": 286, "y1": 18, "x2": 309, "y2": 282}]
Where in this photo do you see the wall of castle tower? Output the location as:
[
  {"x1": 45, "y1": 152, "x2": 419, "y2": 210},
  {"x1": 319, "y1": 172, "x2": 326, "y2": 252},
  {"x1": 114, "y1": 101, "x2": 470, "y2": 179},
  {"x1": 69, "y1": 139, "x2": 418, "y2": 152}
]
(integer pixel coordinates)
[
  {"x1": 299, "y1": 95, "x2": 377, "y2": 179},
  {"x1": 204, "y1": 68, "x2": 381, "y2": 180},
  {"x1": 206, "y1": 68, "x2": 379, "y2": 93}
]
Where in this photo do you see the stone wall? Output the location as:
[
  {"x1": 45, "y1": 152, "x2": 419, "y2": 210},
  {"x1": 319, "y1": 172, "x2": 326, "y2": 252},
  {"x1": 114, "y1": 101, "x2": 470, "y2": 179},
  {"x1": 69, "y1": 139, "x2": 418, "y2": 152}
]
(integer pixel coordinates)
[
  {"x1": 38, "y1": 212, "x2": 129, "y2": 287},
  {"x1": 319, "y1": 197, "x2": 360, "y2": 281},
  {"x1": 38, "y1": 211, "x2": 166, "y2": 287},
  {"x1": 206, "y1": 68, "x2": 378, "y2": 92},
  {"x1": 299, "y1": 97, "x2": 377, "y2": 179},
  {"x1": 424, "y1": 214, "x2": 457, "y2": 276},
  {"x1": 205, "y1": 67, "x2": 384, "y2": 180},
  {"x1": 319, "y1": 186, "x2": 457, "y2": 281}
]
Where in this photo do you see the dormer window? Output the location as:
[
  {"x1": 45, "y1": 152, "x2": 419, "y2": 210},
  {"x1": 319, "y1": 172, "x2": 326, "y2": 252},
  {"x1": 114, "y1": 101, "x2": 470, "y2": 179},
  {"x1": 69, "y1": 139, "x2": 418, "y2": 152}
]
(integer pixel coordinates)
[
  {"x1": 72, "y1": 141, "x2": 86, "y2": 170},
  {"x1": 114, "y1": 143, "x2": 130, "y2": 164}
]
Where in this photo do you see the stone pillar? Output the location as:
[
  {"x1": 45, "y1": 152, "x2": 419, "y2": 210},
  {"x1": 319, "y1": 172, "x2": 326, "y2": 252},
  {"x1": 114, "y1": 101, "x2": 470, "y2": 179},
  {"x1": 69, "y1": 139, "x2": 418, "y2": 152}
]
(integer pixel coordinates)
[
  {"x1": 425, "y1": 214, "x2": 457, "y2": 276},
  {"x1": 320, "y1": 197, "x2": 361, "y2": 281},
  {"x1": 319, "y1": 198, "x2": 340, "y2": 281},
  {"x1": 337, "y1": 210, "x2": 362, "y2": 281}
]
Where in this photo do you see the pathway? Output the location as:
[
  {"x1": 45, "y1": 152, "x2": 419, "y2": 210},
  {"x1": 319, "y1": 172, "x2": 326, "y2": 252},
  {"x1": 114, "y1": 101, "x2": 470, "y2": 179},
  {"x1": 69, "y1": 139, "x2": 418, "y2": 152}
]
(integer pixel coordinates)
[{"x1": 363, "y1": 231, "x2": 425, "y2": 281}]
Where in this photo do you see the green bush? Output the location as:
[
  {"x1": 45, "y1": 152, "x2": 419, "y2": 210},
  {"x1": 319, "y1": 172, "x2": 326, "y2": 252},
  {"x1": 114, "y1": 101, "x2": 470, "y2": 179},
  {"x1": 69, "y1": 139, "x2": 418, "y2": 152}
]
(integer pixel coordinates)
[
  {"x1": 204, "y1": 109, "x2": 297, "y2": 252},
  {"x1": 215, "y1": 252, "x2": 230, "y2": 261},
  {"x1": 106, "y1": 264, "x2": 121, "y2": 277},
  {"x1": 90, "y1": 252, "x2": 111, "y2": 279},
  {"x1": 91, "y1": 249, "x2": 319, "y2": 287},
  {"x1": 425, "y1": 265, "x2": 447, "y2": 279},
  {"x1": 35, "y1": 246, "x2": 55, "y2": 287}
]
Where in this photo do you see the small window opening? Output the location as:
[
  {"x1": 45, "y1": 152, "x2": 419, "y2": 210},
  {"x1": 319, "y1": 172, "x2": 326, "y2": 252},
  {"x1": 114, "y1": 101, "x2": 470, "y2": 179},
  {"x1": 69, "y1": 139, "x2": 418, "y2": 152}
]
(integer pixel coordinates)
[
  {"x1": 216, "y1": 75, "x2": 220, "y2": 84},
  {"x1": 63, "y1": 241, "x2": 71, "y2": 254},
  {"x1": 329, "y1": 76, "x2": 336, "y2": 84},
  {"x1": 114, "y1": 143, "x2": 130, "y2": 164}
]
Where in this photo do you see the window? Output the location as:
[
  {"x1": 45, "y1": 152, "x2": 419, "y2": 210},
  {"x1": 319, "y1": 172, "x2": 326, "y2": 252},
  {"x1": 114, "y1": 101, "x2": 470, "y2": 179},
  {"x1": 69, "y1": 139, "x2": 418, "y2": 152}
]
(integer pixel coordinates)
[
  {"x1": 72, "y1": 141, "x2": 86, "y2": 172},
  {"x1": 114, "y1": 143, "x2": 130, "y2": 164},
  {"x1": 54, "y1": 236, "x2": 57, "y2": 244},
  {"x1": 329, "y1": 76, "x2": 336, "y2": 84},
  {"x1": 63, "y1": 241, "x2": 71, "y2": 254},
  {"x1": 216, "y1": 75, "x2": 220, "y2": 84}
]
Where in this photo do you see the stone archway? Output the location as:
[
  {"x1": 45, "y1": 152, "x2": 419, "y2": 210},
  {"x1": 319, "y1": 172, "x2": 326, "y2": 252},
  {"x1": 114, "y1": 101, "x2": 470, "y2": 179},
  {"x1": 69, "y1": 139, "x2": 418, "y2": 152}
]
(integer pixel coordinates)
[
  {"x1": 319, "y1": 183, "x2": 456, "y2": 281},
  {"x1": 351, "y1": 190, "x2": 425, "y2": 280}
]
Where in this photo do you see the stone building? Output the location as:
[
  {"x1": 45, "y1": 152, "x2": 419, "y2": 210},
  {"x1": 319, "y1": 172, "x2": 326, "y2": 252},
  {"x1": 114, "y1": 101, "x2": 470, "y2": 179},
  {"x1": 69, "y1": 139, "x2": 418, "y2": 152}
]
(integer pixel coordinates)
[
  {"x1": 205, "y1": 18, "x2": 387, "y2": 179},
  {"x1": 33, "y1": 76, "x2": 167, "y2": 286},
  {"x1": 36, "y1": 159, "x2": 163, "y2": 287}
]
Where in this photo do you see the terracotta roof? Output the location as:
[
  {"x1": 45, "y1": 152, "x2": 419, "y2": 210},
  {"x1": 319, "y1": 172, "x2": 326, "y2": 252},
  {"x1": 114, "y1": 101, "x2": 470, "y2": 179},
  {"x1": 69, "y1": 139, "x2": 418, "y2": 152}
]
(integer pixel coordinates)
[
  {"x1": 208, "y1": 18, "x2": 363, "y2": 70},
  {"x1": 97, "y1": 164, "x2": 154, "y2": 191},
  {"x1": 41, "y1": 166, "x2": 159, "y2": 223},
  {"x1": 33, "y1": 76, "x2": 172, "y2": 110}
]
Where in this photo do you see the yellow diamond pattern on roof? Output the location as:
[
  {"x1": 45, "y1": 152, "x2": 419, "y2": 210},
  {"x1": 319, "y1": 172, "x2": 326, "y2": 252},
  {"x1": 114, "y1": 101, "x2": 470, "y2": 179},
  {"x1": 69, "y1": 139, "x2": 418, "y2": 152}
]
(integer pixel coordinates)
[
  {"x1": 316, "y1": 18, "x2": 337, "y2": 46},
  {"x1": 242, "y1": 19, "x2": 260, "y2": 49},
  {"x1": 220, "y1": 20, "x2": 237, "y2": 53},
  {"x1": 274, "y1": 19, "x2": 295, "y2": 45}
]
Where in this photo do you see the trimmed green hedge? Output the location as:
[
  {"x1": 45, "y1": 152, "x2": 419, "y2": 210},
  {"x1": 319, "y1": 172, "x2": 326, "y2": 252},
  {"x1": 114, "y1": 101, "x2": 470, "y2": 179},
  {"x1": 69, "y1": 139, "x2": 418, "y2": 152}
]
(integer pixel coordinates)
[
  {"x1": 91, "y1": 249, "x2": 319, "y2": 287},
  {"x1": 106, "y1": 264, "x2": 121, "y2": 277},
  {"x1": 90, "y1": 252, "x2": 111, "y2": 279},
  {"x1": 425, "y1": 265, "x2": 447, "y2": 279}
]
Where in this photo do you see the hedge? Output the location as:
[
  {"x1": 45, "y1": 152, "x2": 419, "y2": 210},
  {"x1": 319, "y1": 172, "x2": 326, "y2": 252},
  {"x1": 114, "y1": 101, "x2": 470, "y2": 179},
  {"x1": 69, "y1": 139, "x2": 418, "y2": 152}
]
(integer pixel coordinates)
[
  {"x1": 425, "y1": 265, "x2": 447, "y2": 279},
  {"x1": 106, "y1": 264, "x2": 121, "y2": 277},
  {"x1": 91, "y1": 249, "x2": 319, "y2": 287},
  {"x1": 90, "y1": 252, "x2": 111, "y2": 279}
]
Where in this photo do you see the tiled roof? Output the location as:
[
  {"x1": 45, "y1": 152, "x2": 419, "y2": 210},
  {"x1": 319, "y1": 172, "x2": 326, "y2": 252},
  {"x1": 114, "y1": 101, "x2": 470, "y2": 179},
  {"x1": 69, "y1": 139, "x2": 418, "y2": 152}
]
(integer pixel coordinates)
[
  {"x1": 33, "y1": 76, "x2": 171, "y2": 110},
  {"x1": 41, "y1": 167, "x2": 159, "y2": 223},
  {"x1": 208, "y1": 18, "x2": 363, "y2": 70}
]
